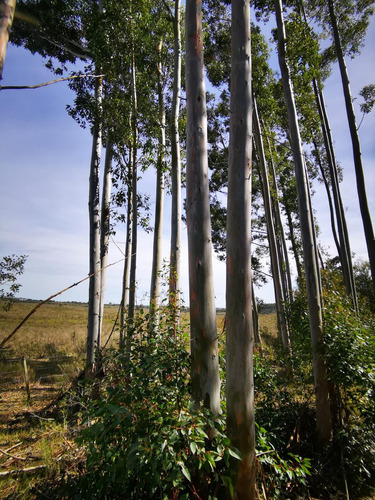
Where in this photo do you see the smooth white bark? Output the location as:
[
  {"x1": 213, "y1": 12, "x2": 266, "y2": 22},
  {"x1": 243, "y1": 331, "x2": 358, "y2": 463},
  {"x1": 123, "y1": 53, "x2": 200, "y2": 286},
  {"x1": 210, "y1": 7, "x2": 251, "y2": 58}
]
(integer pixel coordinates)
[{"x1": 185, "y1": 0, "x2": 220, "y2": 415}]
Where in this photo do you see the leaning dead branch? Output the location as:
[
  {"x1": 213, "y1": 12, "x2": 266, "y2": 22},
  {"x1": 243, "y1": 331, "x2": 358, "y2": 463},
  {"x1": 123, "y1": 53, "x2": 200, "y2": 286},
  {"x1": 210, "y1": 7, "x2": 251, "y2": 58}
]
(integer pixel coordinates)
[{"x1": 0, "y1": 73, "x2": 104, "y2": 91}]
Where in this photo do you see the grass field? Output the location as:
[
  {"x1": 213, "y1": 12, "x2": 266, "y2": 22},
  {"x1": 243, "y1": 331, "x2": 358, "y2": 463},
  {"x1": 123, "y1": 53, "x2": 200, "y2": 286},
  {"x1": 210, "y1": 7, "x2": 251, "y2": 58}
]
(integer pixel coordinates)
[
  {"x1": 0, "y1": 300, "x2": 277, "y2": 499},
  {"x1": 0, "y1": 301, "x2": 277, "y2": 359}
]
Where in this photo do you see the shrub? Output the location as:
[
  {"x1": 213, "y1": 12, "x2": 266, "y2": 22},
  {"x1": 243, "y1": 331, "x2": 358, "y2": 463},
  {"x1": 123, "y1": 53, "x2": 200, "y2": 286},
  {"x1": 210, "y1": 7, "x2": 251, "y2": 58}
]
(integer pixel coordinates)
[{"x1": 73, "y1": 309, "x2": 239, "y2": 499}]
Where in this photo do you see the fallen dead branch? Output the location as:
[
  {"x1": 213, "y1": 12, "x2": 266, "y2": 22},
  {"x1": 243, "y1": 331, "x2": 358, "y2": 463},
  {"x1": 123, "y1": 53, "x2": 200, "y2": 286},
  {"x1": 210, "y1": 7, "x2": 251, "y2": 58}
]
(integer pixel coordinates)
[
  {"x1": 0, "y1": 447, "x2": 27, "y2": 461},
  {"x1": 0, "y1": 464, "x2": 46, "y2": 477},
  {"x1": 0, "y1": 258, "x2": 123, "y2": 349}
]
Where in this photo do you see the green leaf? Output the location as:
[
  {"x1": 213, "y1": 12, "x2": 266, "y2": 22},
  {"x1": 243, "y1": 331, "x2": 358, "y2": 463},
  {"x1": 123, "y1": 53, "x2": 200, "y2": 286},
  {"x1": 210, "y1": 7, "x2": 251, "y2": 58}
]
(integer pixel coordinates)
[
  {"x1": 178, "y1": 462, "x2": 191, "y2": 482},
  {"x1": 228, "y1": 448, "x2": 242, "y2": 460},
  {"x1": 190, "y1": 441, "x2": 198, "y2": 454}
]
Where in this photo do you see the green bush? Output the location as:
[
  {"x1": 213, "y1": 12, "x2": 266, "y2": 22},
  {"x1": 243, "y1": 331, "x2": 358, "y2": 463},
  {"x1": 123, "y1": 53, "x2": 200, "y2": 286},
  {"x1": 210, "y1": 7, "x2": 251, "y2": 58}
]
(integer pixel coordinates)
[{"x1": 73, "y1": 310, "x2": 239, "y2": 499}]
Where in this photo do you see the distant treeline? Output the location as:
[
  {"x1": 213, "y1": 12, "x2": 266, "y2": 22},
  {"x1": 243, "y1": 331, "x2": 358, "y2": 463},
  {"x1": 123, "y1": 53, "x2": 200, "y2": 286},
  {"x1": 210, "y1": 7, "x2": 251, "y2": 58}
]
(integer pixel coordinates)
[{"x1": 11, "y1": 298, "x2": 277, "y2": 314}]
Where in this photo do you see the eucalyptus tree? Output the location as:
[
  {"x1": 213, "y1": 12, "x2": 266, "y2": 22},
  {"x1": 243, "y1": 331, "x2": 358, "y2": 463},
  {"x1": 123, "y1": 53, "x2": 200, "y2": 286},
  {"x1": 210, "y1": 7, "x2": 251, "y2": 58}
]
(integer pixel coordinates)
[
  {"x1": 226, "y1": 0, "x2": 256, "y2": 496},
  {"x1": 274, "y1": 0, "x2": 332, "y2": 442},
  {"x1": 185, "y1": 0, "x2": 220, "y2": 415},
  {"x1": 98, "y1": 138, "x2": 113, "y2": 343},
  {"x1": 307, "y1": 0, "x2": 375, "y2": 297},
  {"x1": 149, "y1": 6, "x2": 176, "y2": 319},
  {"x1": 149, "y1": 40, "x2": 166, "y2": 319},
  {"x1": 9, "y1": 0, "x2": 103, "y2": 371},
  {"x1": 254, "y1": 98, "x2": 290, "y2": 349},
  {"x1": 284, "y1": 9, "x2": 358, "y2": 310},
  {"x1": 168, "y1": 0, "x2": 182, "y2": 319},
  {"x1": 0, "y1": 0, "x2": 16, "y2": 79}
]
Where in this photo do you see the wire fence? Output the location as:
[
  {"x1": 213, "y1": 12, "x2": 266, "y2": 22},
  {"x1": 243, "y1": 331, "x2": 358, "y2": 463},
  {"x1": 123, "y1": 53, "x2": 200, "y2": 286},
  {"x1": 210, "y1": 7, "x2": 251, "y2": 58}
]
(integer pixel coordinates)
[{"x1": 0, "y1": 355, "x2": 76, "y2": 387}]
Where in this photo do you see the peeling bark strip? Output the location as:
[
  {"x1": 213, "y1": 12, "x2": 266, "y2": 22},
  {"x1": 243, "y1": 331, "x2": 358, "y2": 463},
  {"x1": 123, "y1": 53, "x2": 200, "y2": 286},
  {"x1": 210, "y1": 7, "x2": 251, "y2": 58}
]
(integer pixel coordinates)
[
  {"x1": 226, "y1": 1, "x2": 256, "y2": 498},
  {"x1": 0, "y1": 0, "x2": 16, "y2": 79},
  {"x1": 275, "y1": 0, "x2": 332, "y2": 443},
  {"x1": 185, "y1": 0, "x2": 220, "y2": 416}
]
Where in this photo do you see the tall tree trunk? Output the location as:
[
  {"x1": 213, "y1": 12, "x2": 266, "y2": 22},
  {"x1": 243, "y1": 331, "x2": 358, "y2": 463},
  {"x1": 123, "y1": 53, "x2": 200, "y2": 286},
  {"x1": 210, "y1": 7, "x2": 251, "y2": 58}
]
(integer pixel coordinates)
[
  {"x1": 265, "y1": 132, "x2": 294, "y2": 300},
  {"x1": 150, "y1": 40, "x2": 165, "y2": 318},
  {"x1": 0, "y1": 0, "x2": 16, "y2": 79},
  {"x1": 313, "y1": 80, "x2": 358, "y2": 311},
  {"x1": 254, "y1": 98, "x2": 290, "y2": 350},
  {"x1": 120, "y1": 161, "x2": 132, "y2": 348},
  {"x1": 313, "y1": 140, "x2": 341, "y2": 259},
  {"x1": 98, "y1": 137, "x2": 113, "y2": 345},
  {"x1": 226, "y1": 1, "x2": 256, "y2": 498},
  {"x1": 185, "y1": 0, "x2": 220, "y2": 416},
  {"x1": 86, "y1": 72, "x2": 103, "y2": 371},
  {"x1": 169, "y1": 0, "x2": 182, "y2": 322},
  {"x1": 126, "y1": 47, "x2": 138, "y2": 357},
  {"x1": 281, "y1": 186, "x2": 303, "y2": 282},
  {"x1": 275, "y1": 0, "x2": 332, "y2": 443},
  {"x1": 327, "y1": 0, "x2": 375, "y2": 298}
]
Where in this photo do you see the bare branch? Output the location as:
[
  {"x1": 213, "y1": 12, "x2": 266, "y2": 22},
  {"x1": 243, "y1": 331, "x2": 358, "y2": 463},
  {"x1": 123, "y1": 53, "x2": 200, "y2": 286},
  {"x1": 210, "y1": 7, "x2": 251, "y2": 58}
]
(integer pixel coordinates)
[
  {"x1": 0, "y1": 73, "x2": 104, "y2": 91},
  {"x1": 0, "y1": 448, "x2": 27, "y2": 461},
  {"x1": 0, "y1": 258, "x2": 123, "y2": 349},
  {"x1": 0, "y1": 465, "x2": 46, "y2": 477}
]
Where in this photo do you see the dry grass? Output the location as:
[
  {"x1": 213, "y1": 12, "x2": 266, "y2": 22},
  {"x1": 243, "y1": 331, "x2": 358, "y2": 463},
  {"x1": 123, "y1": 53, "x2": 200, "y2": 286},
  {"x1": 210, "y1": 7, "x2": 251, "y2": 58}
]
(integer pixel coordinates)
[
  {"x1": 0, "y1": 301, "x2": 120, "y2": 359},
  {"x1": 0, "y1": 301, "x2": 278, "y2": 499}
]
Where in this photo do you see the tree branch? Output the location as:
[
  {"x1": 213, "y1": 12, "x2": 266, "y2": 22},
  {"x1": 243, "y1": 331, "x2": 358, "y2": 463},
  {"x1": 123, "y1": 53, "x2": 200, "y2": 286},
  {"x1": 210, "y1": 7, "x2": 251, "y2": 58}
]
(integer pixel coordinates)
[
  {"x1": 0, "y1": 258, "x2": 123, "y2": 349},
  {"x1": 0, "y1": 73, "x2": 104, "y2": 91}
]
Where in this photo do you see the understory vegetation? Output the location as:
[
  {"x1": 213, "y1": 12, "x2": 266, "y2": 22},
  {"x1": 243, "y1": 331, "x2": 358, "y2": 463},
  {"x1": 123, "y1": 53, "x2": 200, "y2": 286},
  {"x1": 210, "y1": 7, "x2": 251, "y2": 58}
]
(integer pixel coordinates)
[{"x1": 40, "y1": 272, "x2": 372, "y2": 499}]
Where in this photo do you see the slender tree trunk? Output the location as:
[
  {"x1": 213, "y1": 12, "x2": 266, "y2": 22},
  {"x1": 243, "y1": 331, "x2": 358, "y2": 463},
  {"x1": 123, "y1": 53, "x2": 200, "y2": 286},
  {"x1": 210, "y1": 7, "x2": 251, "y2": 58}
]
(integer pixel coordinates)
[
  {"x1": 275, "y1": 0, "x2": 332, "y2": 443},
  {"x1": 313, "y1": 80, "x2": 358, "y2": 311},
  {"x1": 327, "y1": 0, "x2": 375, "y2": 297},
  {"x1": 169, "y1": 0, "x2": 182, "y2": 322},
  {"x1": 120, "y1": 162, "x2": 132, "y2": 348},
  {"x1": 281, "y1": 188, "x2": 303, "y2": 282},
  {"x1": 252, "y1": 283, "x2": 261, "y2": 345},
  {"x1": 265, "y1": 132, "x2": 294, "y2": 300},
  {"x1": 86, "y1": 72, "x2": 103, "y2": 371},
  {"x1": 185, "y1": 0, "x2": 220, "y2": 416},
  {"x1": 150, "y1": 40, "x2": 165, "y2": 318},
  {"x1": 226, "y1": 1, "x2": 256, "y2": 497},
  {"x1": 98, "y1": 137, "x2": 113, "y2": 345},
  {"x1": 313, "y1": 140, "x2": 341, "y2": 258},
  {"x1": 0, "y1": 0, "x2": 16, "y2": 79},
  {"x1": 126, "y1": 47, "x2": 138, "y2": 357},
  {"x1": 254, "y1": 98, "x2": 290, "y2": 350}
]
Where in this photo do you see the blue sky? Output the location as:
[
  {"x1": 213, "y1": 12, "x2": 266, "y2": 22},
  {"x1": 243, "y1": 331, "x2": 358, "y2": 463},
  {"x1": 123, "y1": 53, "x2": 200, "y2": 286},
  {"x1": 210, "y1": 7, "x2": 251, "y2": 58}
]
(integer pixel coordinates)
[{"x1": 0, "y1": 15, "x2": 374, "y2": 308}]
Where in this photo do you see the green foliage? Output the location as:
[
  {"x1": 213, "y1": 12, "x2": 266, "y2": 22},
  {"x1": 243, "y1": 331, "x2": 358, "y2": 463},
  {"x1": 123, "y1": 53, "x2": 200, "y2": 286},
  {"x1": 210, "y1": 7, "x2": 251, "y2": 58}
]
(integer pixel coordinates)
[
  {"x1": 354, "y1": 259, "x2": 375, "y2": 311},
  {"x1": 256, "y1": 424, "x2": 311, "y2": 499},
  {"x1": 0, "y1": 254, "x2": 27, "y2": 310},
  {"x1": 286, "y1": 270, "x2": 375, "y2": 496},
  {"x1": 73, "y1": 309, "x2": 239, "y2": 499},
  {"x1": 359, "y1": 83, "x2": 375, "y2": 114},
  {"x1": 320, "y1": 271, "x2": 375, "y2": 493}
]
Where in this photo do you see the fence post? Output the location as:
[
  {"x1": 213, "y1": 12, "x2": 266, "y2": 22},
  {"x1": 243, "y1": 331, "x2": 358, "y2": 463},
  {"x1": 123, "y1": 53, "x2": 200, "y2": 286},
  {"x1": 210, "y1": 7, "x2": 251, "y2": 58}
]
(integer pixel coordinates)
[{"x1": 23, "y1": 357, "x2": 31, "y2": 404}]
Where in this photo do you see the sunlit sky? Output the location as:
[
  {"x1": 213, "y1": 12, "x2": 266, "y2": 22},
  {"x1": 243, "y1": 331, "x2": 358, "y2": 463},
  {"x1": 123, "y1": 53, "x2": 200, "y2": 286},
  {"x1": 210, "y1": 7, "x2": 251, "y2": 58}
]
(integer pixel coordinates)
[{"x1": 0, "y1": 12, "x2": 374, "y2": 308}]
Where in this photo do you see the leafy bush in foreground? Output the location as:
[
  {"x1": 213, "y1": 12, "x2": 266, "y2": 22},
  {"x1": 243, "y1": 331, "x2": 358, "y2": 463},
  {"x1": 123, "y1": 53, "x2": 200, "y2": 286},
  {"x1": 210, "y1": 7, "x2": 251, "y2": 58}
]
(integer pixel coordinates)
[{"x1": 74, "y1": 311, "x2": 239, "y2": 499}]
